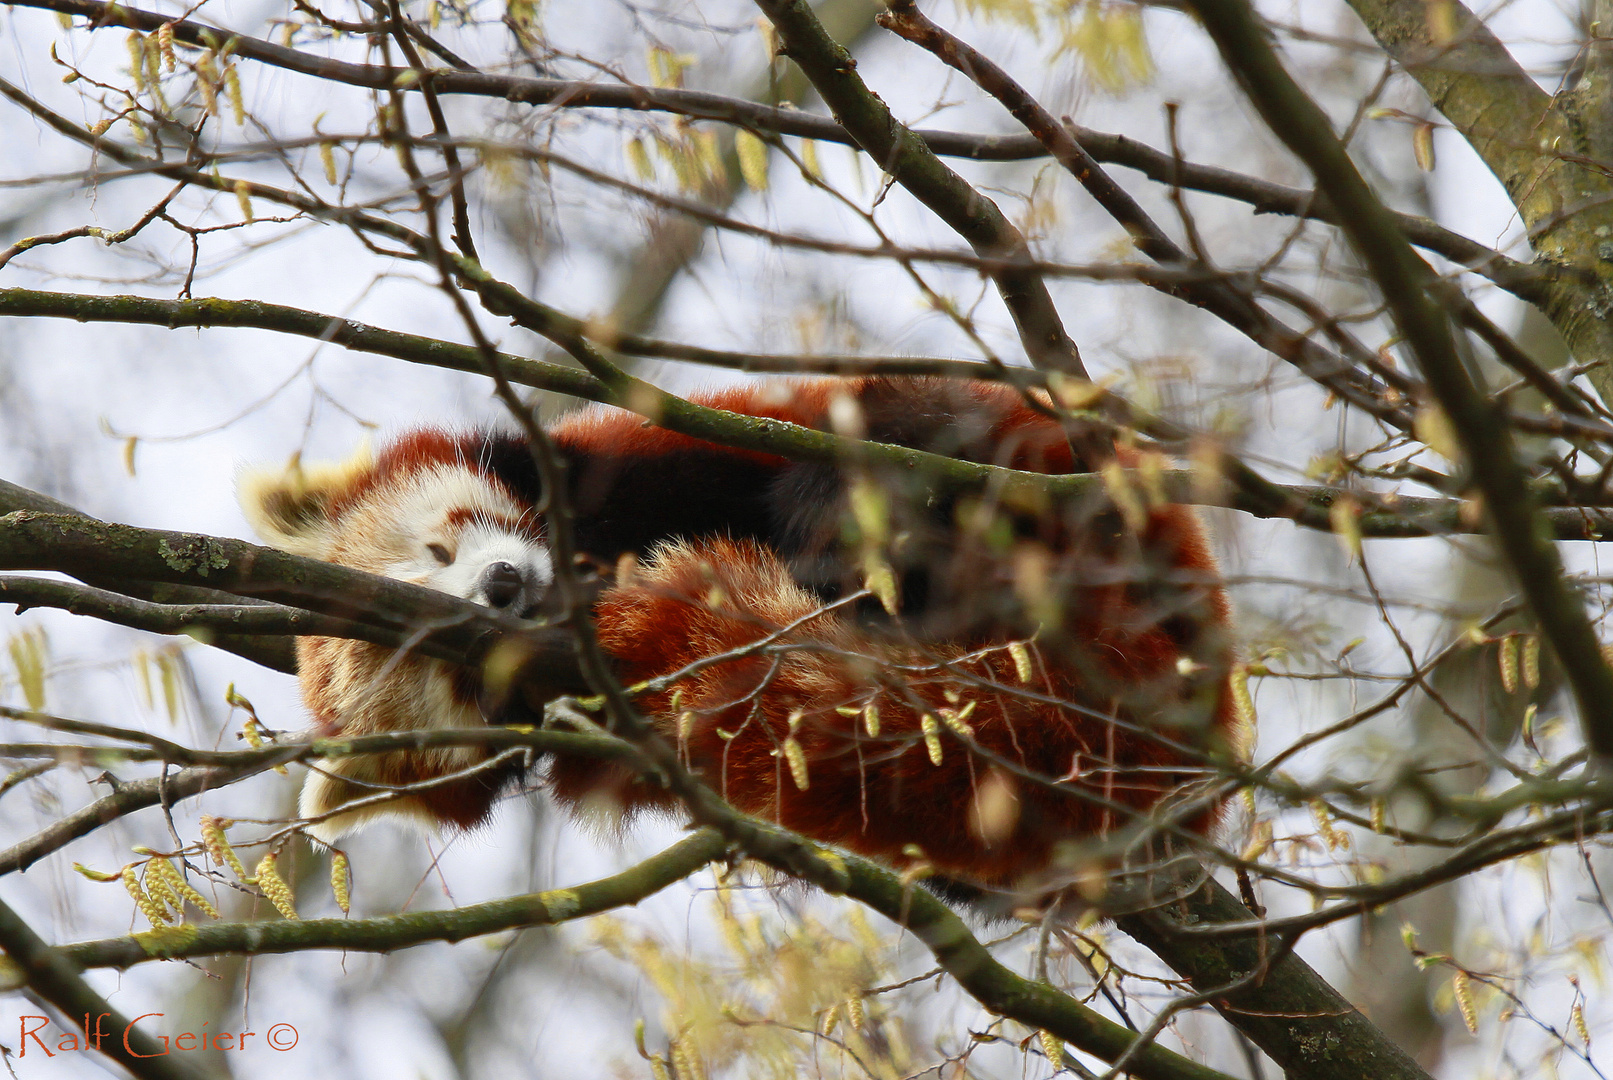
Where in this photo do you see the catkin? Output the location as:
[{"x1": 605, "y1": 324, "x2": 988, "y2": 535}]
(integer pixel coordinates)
[
  {"x1": 1008, "y1": 640, "x2": 1033, "y2": 683},
  {"x1": 330, "y1": 851, "x2": 352, "y2": 914},
  {"x1": 782, "y1": 737, "x2": 810, "y2": 791},
  {"x1": 1452, "y1": 971, "x2": 1477, "y2": 1034},
  {"x1": 255, "y1": 852, "x2": 298, "y2": 920},
  {"x1": 200, "y1": 815, "x2": 250, "y2": 881},
  {"x1": 123, "y1": 865, "x2": 169, "y2": 927},
  {"x1": 920, "y1": 713, "x2": 942, "y2": 765}
]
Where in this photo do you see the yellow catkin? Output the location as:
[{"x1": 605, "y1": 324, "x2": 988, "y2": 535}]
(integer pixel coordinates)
[
  {"x1": 141, "y1": 860, "x2": 181, "y2": 921},
  {"x1": 125, "y1": 98, "x2": 146, "y2": 144},
  {"x1": 1038, "y1": 1030, "x2": 1064, "y2": 1067},
  {"x1": 941, "y1": 706, "x2": 974, "y2": 741},
  {"x1": 670, "y1": 1039, "x2": 705, "y2": 1080},
  {"x1": 1231, "y1": 663, "x2": 1256, "y2": 727},
  {"x1": 148, "y1": 856, "x2": 219, "y2": 919},
  {"x1": 735, "y1": 129, "x2": 769, "y2": 191},
  {"x1": 1240, "y1": 819, "x2": 1273, "y2": 863},
  {"x1": 200, "y1": 815, "x2": 250, "y2": 881},
  {"x1": 1573, "y1": 1001, "x2": 1590, "y2": 1045},
  {"x1": 845, "y1": 995, "x2": 865, "y2": 1029},
  {"x1": 801, "y1": 138, "x2": 821, "y2": 178},
  {"x1": 224, "y1": 63, "x2": 244, "y2": 125},
  {"x1": 1100, "y1": 459, "x2": 1147, "y2": 533},
  {"x1": 862, "y1": 702, "x2": 880, "y2": 738},
  {"x1": 820, "y1": 1003, "x2": 840, "y2": 1036},
  {"x1": 320, "y1": 140, "x2": 338, "y2": 185},
  {"x1": 921, "y1": 713, "x2": 943, "y2": 765},
  {"x1": 648, "y1": 1054, "x2": 671, "y2": 1080},
  {"x1": 1311, "y1": 799, "x2": 1341, "y2": 850},
  {"x1": 126, "y1": 32, "x2": 145, "y2": 93},
  {"x1": 625, "y1": 136, "x2": 654, "y2": 180},
  {"x1": 142, "y1": 32, "x2": 160, "y2": 90},
  {"x1": 169, "y1": 872, "x2": 219, "y2": 919},
  {"x1": 157, "y1": 22, "x2": 175, "y2": 72},
  {"x1": 782, "y1": 737, "x2": 810, "y2": 791},
  {"x1": 1008, "y1": 640, "x2": 1033, "y2": 683},
  {"x1": 237, "y1": 715, "x2": 286, "y2": 774},
  {"x1": 1498, "y1": 634, "x2": 1519, "y2": 694},
  {"x1": 1452, "y1": 971, "x2": 1477, "y2": 1034},
  {"x1": 330, "y1": 851, "x2": 351, "y2": 914},
  {"x1": 234, "y1": 180, "x2": 253, "y2": 222},
  {"x1": 1370, "y1": 798, "x2": 1387, "y2": 834},
  {"x1": 196, "y1": 51, "x2": 218, "y2": 115},
  {"x1": 123, "y1": 865, "x2": 169, "y2": 926},
  {"x1": 255, "y1": 852, "x2": 298, "y2": 919},
  {"x1": 1522, "y1": 634, "x2": 1540, "y2": 691},
  {"x1": 1328, "y1": 495, "x2": 1362, "y2": 561}
]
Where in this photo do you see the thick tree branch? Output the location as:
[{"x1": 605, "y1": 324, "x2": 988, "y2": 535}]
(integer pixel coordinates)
[
  {"x1": 6, "y1": 290, "x2": 1613, "y2": 540},
  {"x1": 1116, "y1": 876, "x2": 1432, "y2": 1080},
  {"x1": 0, "y1": 511, "x2": 542, "y2": 663},
  {"x1": 0, "y1": 576, "x2": 441, "y2": 652},
  {"x1": 0, "y1": 479, "x2": 296, "y2": 672},
  {"x1": 1344, "y1": 0, "x2": 1613, "y2": 404},
  {"x1": 1189, "y1": 0, "x2": 1613, "y2": 761},
  {"x1": 0, "y1": 895, "x2": 208, "y2": 1080}
]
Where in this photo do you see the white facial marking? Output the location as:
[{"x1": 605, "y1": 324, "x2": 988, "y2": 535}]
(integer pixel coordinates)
[{"x1": 380, "y1": 465, "x2": 552, "y2": 616}]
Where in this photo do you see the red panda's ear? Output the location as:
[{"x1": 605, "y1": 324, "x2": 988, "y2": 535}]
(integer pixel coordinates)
[{"x1": 237, "y1": 444, "x2": 374, "y2": 558}]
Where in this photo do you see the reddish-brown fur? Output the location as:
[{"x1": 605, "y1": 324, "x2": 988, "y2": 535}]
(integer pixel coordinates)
[
  {"x1": 252, "y1": 377, "x2": 1236, "y2": 886},
  {"x1": 542, "y1": 379, "x2": 1236, "y2": 892}
]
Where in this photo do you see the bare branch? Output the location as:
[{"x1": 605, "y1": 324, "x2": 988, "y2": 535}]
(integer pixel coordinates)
[
  {"x1": 54, "y1": 828, "x2": 727, "y2": 968},
  {"x1": 1188, "y1": 0, "x2": 1613, "y2": 759},
  {"x1": 752, "y1": 0, "x2": 1088, "y2": 382},
  {"x1": 0, "y1": 896, "x2": 208, "y2": 1080}
]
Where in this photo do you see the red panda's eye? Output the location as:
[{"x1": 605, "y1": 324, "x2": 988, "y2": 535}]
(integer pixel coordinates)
[{"x1": 427, "y1": 543, "x2": 453, "y2": 565}]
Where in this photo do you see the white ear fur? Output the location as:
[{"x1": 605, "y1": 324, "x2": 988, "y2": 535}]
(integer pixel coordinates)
[{"x1": 238, "y1": 444, "x2": 374, "y2": 558}]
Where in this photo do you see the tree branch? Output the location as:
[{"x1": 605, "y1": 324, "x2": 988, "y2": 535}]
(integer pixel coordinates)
[
  {"x1": 0, "y1": 510, "x2": 548, "y2": 665},
  {"x1": 52, "y1": 828, "x2": 725, "y2": 969},
  {"x1": 1116, "y1": 876, "x2": 1432, "y2": 1080},
  {"x1": 0, "y1": 895, "x2": 208, "y2": 1080},
  {"x1": 5, "y1": 290, "x2": 1613, "y2": 541},
  {"x1": 1188, "y1": 0, "x2": 1613, "y2": 761},
  {"x1": 751, "y1": 0, "x2": 1088, "y2": 380},
  {"x1": 874, "y1": 1, "x2": 1422, "y2": 442},
  {"x1": 1343, "y1": 0, "x2": 1613, "y2": 405},
  {"x1": 0, "y1": 479, "x2": 296, "y2": 672},
  {"x1": 0, "y1": 726, "x2": 631, "y2": 874},
  {"x1": 0, "y1": 575, "x2": 442, "y2": 652},
  {"x1": 0, "y1": 0, "x2": 1540, "y2": 300}
]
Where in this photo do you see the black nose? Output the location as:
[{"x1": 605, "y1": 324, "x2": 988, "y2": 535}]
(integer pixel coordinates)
[{"x1": 480, "y1": 562, "x2": 525, "y2": 609}]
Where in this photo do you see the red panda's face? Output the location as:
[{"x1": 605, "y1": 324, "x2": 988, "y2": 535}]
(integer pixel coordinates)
[
  {"x1": 240, "y1": 447, "x2": 551, "y2": 617},
  {"x1": 333, "y1": 465, "x2": 551, "y2": 616}
]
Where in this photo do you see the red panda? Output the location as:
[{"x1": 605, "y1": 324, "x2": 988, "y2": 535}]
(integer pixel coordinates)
[{"x1": 240, "y1": 377, "x2": 1237, "y2": 900}]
